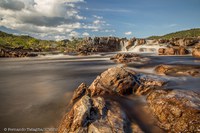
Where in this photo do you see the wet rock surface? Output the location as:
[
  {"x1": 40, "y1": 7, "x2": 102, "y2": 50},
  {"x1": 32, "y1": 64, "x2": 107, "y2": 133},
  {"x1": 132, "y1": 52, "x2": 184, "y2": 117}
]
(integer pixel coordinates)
[
  {"x1": 155, "y1": 64, "x2": 200, "y2": 77},
  {"x1": 59, "y1": 66, "x2": 200, "y2": 133},
  {"x1": 147, "y1": 89, "x2": 200, "y2": 132}
]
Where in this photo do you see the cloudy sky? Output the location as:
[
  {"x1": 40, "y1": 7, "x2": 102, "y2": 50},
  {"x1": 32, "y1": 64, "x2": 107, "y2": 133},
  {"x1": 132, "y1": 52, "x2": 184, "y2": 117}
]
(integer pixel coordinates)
[{"x1": 0, "y1": 0, "x2": 200, "y2": 40}]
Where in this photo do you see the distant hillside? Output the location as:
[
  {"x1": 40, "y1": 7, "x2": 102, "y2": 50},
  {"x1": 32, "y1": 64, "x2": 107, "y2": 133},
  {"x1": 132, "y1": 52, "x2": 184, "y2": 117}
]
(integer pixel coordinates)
[
  {"x1": 148, "y1": 28, "x2": 200, "y2": 39},
  {"x1": 0, "y1": 30, "x2": 82, "y2": 52}
]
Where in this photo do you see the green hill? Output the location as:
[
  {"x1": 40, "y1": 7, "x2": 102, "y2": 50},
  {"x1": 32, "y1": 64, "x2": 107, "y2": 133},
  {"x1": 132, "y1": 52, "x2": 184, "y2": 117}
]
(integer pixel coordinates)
[
  {"x1": 0, "y1": 31, "x2": 82, "y2": 52},
  {"x1": 148, "y1": 28, "x2": 200, "y2": 39}
]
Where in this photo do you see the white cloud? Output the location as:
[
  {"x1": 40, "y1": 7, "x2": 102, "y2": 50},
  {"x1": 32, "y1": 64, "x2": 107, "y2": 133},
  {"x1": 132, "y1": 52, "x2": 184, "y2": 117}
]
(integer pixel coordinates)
[
  {"x1": 0, "y1": 0, "x2": 85, "y2": 39},
  {"x1": 69, "y1": 31, "x2": 79, "y2": 38},
  {"x1": 82, "y1": 32, "x2": 89, "y2": 36},
  {"x1": 0, "y1": 0, "x2": 116, "y2": 39},
  {"x1": 124, "y1": 31, "x2": 132, "y2": 35}
]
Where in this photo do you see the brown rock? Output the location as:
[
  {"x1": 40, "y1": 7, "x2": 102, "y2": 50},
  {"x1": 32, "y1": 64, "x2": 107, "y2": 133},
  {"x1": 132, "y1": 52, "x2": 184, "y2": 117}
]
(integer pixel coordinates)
[
  {"x1": 147, "y1": 89, "x2": 200, "y2": 132},
  {"x1": 155, "y1": 65, "x2": 200, "y2": 77},
  {"x1": 110, "y1": 53, "x2": 150, "y2": 64},
  {"x1": 88, "y1": 67, "x2": 138, "y2": 96},
  {"x1": 58, "y1": 95, "x2": 130, "y2": 133},
  {"x1": 158, "y1": 48, "x2": 165, "y2": 55},
  {"x1": 192, "y1": 48, "x2": 200, "y2": 57},
  {"x1": 70, "y1": 83, "x2": 88, "y2": 104}
]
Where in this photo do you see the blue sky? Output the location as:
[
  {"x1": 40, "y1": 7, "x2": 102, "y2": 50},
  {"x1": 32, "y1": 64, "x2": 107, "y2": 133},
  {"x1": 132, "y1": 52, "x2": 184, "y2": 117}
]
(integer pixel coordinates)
[{"x1": 0, "y1": 0, "x2": 199, "y2": 40}]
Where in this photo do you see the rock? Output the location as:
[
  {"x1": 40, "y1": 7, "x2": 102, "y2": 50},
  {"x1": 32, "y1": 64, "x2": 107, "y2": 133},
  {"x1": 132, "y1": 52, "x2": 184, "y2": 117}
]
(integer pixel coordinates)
[
  {"x1": 172, "y1": 38, "x2": 199, "y2": 46},
  {"x1": 88, "y1": 67, "x2": 138, "y2": 96},
  {"x1": 0, "y1": 47, "x2": 38, "y2": 57},
  {"x1": 136, "y1": 39, "x2": 146, "y2": 45},
  {"x1": 155, "y1": 65, "x2": 200, "y2": 77},
  {"x1": 77, "y1": 37, "x2": 121, "y2": 55},
  {"x1": 178, "y1": 46, "x2": 189, "y2": 55},
  {"x1": 135, "y1": 74, "x2": 167, "y2": 95},
  {"x1": 158, "y1": 48, "x2": 165, "y2": 55},
  {"x1": 126, "y1": 38, "x2": 136, "y2": 50},
  {"x1": 147, "y1": 89, "x2": 200, "y2": 132},
  {"x1": 164, "y1": 47, "x2": 176, "y2": 55},
  {"x1": 70, "y1": 83, "x2": 88, "y2": 104},
  {"x1": 192, "y1": 48, "x2": 200, "y2": 57},
  {"x1": 158, "y1": 47, "x2": 189, "y2": 55},
  {"x1": 58, "y1": 95, "x2": 130, "y2": 133},
  {"x1": 110, "y1": 53, "x2": 150, "y2": 64}
]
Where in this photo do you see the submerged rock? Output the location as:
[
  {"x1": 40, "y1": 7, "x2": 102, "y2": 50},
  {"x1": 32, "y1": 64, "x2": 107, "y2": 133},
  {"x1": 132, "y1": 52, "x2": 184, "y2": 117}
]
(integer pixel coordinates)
[
  {"x1": 147, "y1": 89, "x2": 200, "y2": 132},
  {"x1": 155, "y1": 64, "x2": 200, "y2": 77}
]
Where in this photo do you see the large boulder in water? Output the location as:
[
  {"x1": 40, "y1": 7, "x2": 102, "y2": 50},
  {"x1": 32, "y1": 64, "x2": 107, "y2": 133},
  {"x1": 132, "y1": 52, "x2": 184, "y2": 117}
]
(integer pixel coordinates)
[
  {"x1": 192, "y1": 48, "x2": 200, "y2": 57},
  {"x1": 158, "y1": 47, "x2": 189, "y2": 55},
  {"x1": 147, "y1": 89, "x2": 200, "y2": 132},
  {"x1": 88, "y1": 67, "x2": 138, "y2": 96}
]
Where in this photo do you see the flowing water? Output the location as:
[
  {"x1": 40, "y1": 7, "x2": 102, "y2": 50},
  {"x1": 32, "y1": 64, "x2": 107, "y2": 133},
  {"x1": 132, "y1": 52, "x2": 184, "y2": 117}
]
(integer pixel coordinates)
[
  {"x1": 0, "y1": 53, "x2": 117, "y2": 132},
  {"x1": 0, "y1": 52, "x2": 200, "y2": 132}
]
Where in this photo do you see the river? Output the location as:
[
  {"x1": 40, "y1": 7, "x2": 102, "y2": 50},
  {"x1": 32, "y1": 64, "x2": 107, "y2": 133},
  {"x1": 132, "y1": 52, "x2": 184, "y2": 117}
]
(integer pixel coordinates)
[
  {"x1": 0, "y1": 53, "x2": 116, "y2": 132},
  {"x1": 0, "y1": 53, "x2": 200, "y2": 132}
]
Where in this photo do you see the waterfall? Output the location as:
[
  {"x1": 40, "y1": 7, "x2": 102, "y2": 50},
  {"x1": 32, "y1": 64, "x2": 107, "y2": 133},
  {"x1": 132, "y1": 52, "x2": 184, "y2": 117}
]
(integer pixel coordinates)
[
  {"x1": 120, "y1": 39, "x2": 168, "y2": 53},
  {"x1": 120, "y1": 40, "x2": 129, "y2": 51}
]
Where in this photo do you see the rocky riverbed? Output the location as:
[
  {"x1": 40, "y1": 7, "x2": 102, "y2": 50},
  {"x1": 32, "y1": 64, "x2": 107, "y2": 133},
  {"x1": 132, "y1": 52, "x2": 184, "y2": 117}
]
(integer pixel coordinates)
[{"x1": 58, "y1": 53, "x2": 200, "y2": 133}]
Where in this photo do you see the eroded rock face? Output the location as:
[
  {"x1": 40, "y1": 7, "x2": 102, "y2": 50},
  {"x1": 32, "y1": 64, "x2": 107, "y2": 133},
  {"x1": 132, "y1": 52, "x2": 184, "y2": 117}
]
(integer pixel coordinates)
[
  {"x1": 59, "y1": 66, "x2": 200, "y2": 133},
  {"x1": 155, "y1": 65, "x2": 200, "y2": 77},
  {"x1": 58, "y1": 95, "x2": 130, "y2": 133},
  {"x1": 135, "y1": 74, "x2": 167, "y2": 95},
  {"x1": 77, "y1": 37, "x2": 121, "y2": 55},
  {"x1": 147, "y1": 89, "x2": 200, "y2": 132},
  {"x1": 110, "y1": 53, "x2": 150, "y2": 64},
  {"x1": 88, "y1": 67, "x2": 138, "y2": 96}
]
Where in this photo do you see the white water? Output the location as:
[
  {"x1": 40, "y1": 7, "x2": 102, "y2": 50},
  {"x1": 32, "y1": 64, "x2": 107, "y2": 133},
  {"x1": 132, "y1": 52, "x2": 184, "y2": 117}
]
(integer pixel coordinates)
[{"x1": 120, "y1": 39, "x2": 169, "y2": 53}]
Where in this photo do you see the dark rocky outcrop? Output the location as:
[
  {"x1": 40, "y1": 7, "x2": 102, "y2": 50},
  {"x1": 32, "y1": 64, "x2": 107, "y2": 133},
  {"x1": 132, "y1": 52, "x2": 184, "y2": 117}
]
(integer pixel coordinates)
[
  {"x1": 0, "y1": 47, "x2": 38, "y2": 57},
  {"x1": 77, "y1": 37, "x2": 121, "y2": 55},
  {"x1": 155, "y1": 65, "x2": 200, "y2": 77},
  {"x1": 147, "y1": 89, "x2": 200, "y2": 132}
]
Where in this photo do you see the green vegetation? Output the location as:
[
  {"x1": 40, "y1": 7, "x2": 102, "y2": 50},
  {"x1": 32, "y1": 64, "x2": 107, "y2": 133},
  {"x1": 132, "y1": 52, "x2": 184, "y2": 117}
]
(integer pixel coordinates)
[
  {"x1": 148, "y1": 28, "x2": 200, "y2": 39},
  {"x1": 0, "y1": 31, "x2": 83, "y2": 52}
]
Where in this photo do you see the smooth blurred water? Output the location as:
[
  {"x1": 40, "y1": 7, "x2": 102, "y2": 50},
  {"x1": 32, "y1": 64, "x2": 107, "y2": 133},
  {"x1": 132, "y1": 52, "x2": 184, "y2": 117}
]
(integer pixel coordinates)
[{"x1": 0, "y1": 54, "x2": 116, "y2": 131}]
